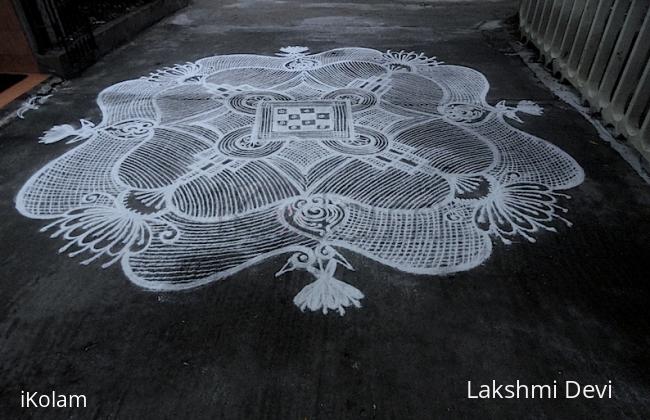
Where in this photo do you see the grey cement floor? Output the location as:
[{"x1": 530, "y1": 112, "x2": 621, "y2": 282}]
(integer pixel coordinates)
[{"x1": 1, "y1": 0, "x2": 650, "y2": 418}]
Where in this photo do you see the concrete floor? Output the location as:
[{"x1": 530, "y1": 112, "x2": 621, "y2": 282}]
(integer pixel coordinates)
[{"x1": 1, "y1": 0, "x2": 650, "y2": 418}]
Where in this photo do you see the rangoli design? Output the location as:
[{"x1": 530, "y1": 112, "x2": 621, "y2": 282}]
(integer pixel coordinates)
[{"x1": 17, "y1": 47, "x2": 584, "y2": 315}]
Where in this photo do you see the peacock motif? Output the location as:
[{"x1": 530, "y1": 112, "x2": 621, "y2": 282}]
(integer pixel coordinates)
[{"x1": 16, "y1": 46, "x2": 584, "y2": 315}]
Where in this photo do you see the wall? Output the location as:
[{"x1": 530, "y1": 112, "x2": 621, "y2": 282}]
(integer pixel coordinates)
[{"x1": 0, "y1": 0, "x2": 39, "y2": 73}]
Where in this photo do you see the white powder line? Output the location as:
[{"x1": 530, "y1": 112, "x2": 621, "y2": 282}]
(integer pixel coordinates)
[{"x1": 16, "y1": 46, "x2": 584, "y2": 315}]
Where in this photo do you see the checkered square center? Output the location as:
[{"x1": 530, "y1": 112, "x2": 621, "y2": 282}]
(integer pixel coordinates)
[{"x1": 255, "y1": 100, "x2": 353, "y2": 140}]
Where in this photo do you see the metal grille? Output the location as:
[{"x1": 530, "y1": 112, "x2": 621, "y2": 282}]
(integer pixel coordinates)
[
  {"x1": 520, "y1": 0, "x2": 650, "y2": 162},
  {"x1": 79, "y1": 0, "x2": 154, "y2": 27},
  {"x1": 41, "y1": 0, "x2": 96, "y2": 72},
  {"x1": 20, "y1": 0, "x2": 97, "y2": 75}
]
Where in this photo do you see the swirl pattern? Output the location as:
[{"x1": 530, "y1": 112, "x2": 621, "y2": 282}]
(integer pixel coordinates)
[{"x1": 283, "y1": 195, "x2": 348, "y2": 239}]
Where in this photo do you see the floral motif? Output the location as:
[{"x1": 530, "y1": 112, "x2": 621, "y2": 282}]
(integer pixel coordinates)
[
  {"x1": 381, "y1": 50, "x2": 443, "y2": 71},
  {"x1": 40, "y1": 193, "x2": 157, "y2": 268},
  {"x1": 16, "y1": 46, "x2": 584, "y2": 315},
  {"x1": 17, "y1": 94, "x2": 52, "y2": 119},
  {"x1": 144, "y1": 62, "x2": 203, "y2": 83},
  {"x1": 474, "y1": 179, "x2": 572, "y2": 244},
  {"x1": 276, "y1": 46, "x2": 310, "y2": 57}
]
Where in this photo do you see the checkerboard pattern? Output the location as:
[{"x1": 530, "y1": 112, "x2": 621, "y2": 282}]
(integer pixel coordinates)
[
  {"x1": 255, "y1": 100, "x2": 353, "y2": 140},
  {"x1": 273, "y1": 105, "x2": 334, "y2": 133}
]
